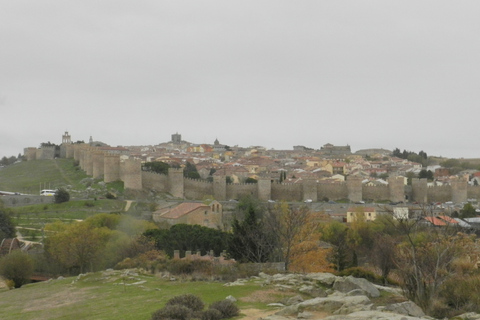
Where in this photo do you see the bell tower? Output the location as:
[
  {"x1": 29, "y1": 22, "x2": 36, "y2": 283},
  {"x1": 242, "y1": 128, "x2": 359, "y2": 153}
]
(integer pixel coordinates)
[{"x1": 62, "y1": 131, "x2": 72, "y2": 144}]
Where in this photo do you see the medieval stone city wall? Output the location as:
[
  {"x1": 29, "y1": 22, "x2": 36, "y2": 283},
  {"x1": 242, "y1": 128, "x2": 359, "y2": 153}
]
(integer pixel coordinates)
[
  {"x1": 427, "y1": 185, "x2": 451, "y2": 203},
  {"x1": 22, "y1": 143, "x2": 472, "y2": 204},
  {"x1": 411, "y1": 178, "x2": 428, "y2": 203},
  {"x1": 141, "y1": 171, "x2": 169, "y2": 192},
  {"x1": 226, "y1": 183, "x2": 257, "y2": 200},
  {"x1": 271, "y1": 183, "x2": 302, "y2": 201},
  {"x1": 302, "y1": 179, "x2": 318, "y2": 202},
  {"x1": 92, "y1": 151, "x2": 105, "y2": 179},
  {"x1": 36, "y1": 146, "x2": 56, "y2": 160},
  {"x1": 317, "y1": 182, "x2": 348, "y2": 201},
  {"x1": 467, "y1": 185, "x2": 480, "y2": 200},
  {"x1": 120, "y1": 158, "x2": 142, "y2": 190},
  {"x1": 363, "y1": 185, "x2": 389, "y2": 201},
  {"x1": 184, "y1": 178, "x2": 213, "y2": 199},
  {"x1": 104, "y1": 154, "x2": 121, "y2": 183}
]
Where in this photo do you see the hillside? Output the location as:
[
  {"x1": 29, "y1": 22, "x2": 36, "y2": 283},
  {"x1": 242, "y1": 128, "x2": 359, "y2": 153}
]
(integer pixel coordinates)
[
  {"x1": 0, "y1": 159, "x2": 90, "y2": 195},
  {"x1": 0, "y1": 269, "x2": 439, "y2": 320},
  {"x1": 0, "y1": 269, "x2": 281, "y2": 320}
]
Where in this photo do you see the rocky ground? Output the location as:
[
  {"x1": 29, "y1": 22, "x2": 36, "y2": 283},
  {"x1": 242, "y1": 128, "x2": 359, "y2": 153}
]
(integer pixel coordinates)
[{"x1": 224, "y1": 272, "x2": 480, "y2": 320}]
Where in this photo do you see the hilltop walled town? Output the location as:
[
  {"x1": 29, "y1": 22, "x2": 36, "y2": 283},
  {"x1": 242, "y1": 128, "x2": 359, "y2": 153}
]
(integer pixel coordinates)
[{"x1": 22, "y1": 131, "x2": 477, "y2": 207}]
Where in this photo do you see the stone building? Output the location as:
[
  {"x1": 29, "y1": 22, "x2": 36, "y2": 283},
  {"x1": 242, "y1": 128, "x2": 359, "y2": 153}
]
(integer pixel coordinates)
[{"x1": 152, "y1": 201, "x2": 223, "y2": 229}]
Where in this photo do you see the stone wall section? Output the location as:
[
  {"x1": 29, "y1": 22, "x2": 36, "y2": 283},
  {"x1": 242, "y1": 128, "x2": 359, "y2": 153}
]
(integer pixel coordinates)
[
  {"x1": 302, "y1": 179, "x2": 318, "y2": 201},
  {"x1": 388, "y1": 176, "x2": 405, "y2": 203},
  {"x1": 141, "y1": 171, "x2": 168, "y2": 192},
  {"x1": 92, "y1": 151, "x2": 105, "y2": 179},
  {"x1": 451, "y1": 177, "x2": 468, "y2": 204},
  {"x1": 427, "y1": 185, "x2": 451, "y2": 203},
  {"x1": 317, "y1": 182, "x2": 348, "y2": 201},
  {"x1": 184, "y1": 178, "x2": 213, "y2": 199},
  {"x1": 84, "y1": 148, "x2": 94, "y2": 176},
  {"x1": 104, "y1": 154, "x2": 121, "y2": 183},
  {"x1": 363, "y1": 185, "x2": 389, "y2": 201},
  {"x1": 168, "y1": 168, "x2": 185, "y2": 198},
  {"x1": 257, "y1": 178, "x2": 272, "y2": 201},
  {"x1": 35, "y1": 146, "x2": 56, "y2": 160},
  {"x1": 271, "y1": 183, "x2": 302, "y2": 201},
  {"x1": 411, "y1": 178, "x2": 428, "y2": 204},
  {"x1": 226, "y1": 183, "x2": 257, "y2": 200},
  {"x1": 346, "y1": 176, "x2": 363, "y2": 202},
  {"x1": 467, "y1": 185, "x2": 480, "y2": 201},
  {"x1": 24, "y1": 147, "x2": 37, "y2": 161},
  {"x1": 120, "y1": 158, "x2": 142, "y2": 190},
  {"x1": 213, "y1": 175, "x2": 227, "y2": 201}
]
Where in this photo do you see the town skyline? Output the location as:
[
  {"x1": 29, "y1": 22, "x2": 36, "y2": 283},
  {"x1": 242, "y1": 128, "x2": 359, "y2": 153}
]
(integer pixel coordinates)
[{"x1": 0, "y1": 130, "x2": 477, "y2": 160}]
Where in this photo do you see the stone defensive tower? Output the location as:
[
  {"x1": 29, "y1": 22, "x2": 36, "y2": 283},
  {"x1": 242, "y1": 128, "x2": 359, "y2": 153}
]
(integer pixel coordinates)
[
  {"x1": 168, "y1": 167, "x2": 185, "y2": 198},
  {"x1": 388, "y1": 176, "x2": 405, "y2": 203},
  {"x1": 24, "y1": 147, "x2": 37, "y2": 161},
  {"x1": 84, "y1": 148, "x2": 94, "y2": 176},
  {"x1": 213, "y1": 175, "x2": 227, "y2": 201},
  {"x1": 411, "y1": 178, "x2": 428, "y2": 204},
  {"x1": 302, "y1": 179, "x2": 318, "y2": 202},
  {"x1": 346, "y1": 176, "x2": 363, "y2": 202},
  {"x1": 92, "y1": 151, "x2": 105, "y2": 179},
  {"x1": 121, "y1": 158, "x2": 142, "y2": 190},
  {"x1": 104, "y1": 154, "x2": 121, "y2": 183},
  {"x1": 257, "y1": 178, "x2": 272, "y2": 201},
  {"x1": 451, "y1": 177, "x2": 468, "y2": 203}
]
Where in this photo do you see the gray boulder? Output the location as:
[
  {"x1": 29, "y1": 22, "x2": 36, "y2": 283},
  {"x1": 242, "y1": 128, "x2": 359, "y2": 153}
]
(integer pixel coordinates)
[
  {"x1": 333, "y1": 276, "x2": 380, "y2": 298},
  {"x1": 455, "y1": 312, "x2": 480, "y2": 320},
  {"x1": 385, "y1": 301, "x2": 425, "y2": 317},
  {"x1": 297, "y1": 295, "x2": 371, "y2": 314},
  {"x1": 323, "y1": 310, "x2": 426, "y2": 320},
  {"x1": 305, "y1": 272, "x2": 337, "y2": 286},
  {"x1": 298, "y1": 285, "x2": 327, "y2": 297}
]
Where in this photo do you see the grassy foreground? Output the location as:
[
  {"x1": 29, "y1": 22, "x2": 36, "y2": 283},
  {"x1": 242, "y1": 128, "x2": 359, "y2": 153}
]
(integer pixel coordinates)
[{"x1": 0, "y1": 270, "x2": 279, "y2": 320}]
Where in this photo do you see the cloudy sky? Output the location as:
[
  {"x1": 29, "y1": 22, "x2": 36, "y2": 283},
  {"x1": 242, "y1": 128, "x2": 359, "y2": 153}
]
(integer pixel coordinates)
[{"x1": 2, "y1": 1, "x2": 480, "y2": 159}]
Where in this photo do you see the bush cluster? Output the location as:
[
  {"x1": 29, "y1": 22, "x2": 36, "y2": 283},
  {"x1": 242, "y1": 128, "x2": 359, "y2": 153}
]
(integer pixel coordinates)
[{"x1": 151, "y1": 294, "x2": 239, "y2": 320}]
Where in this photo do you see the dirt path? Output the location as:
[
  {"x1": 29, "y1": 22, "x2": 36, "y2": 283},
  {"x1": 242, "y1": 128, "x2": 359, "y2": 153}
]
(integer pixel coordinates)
[{"x1": 124, "y1": 200, "x2": 133, "y2": 212}]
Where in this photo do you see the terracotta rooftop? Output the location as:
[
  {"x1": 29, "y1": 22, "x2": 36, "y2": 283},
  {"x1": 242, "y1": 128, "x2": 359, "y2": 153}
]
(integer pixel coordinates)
[
  {"x1": 157, "y1": 202, "x2": 208, "y2": 219},
  {"x1": 424, "y1": 216, "x2": 447, "y2": 226},
  {"x1": 437, "y1": 215, "x2": 459, "y2": 224}
]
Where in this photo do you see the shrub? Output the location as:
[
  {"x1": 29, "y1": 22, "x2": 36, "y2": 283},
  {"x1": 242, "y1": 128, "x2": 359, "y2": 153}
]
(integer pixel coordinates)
[
  {"x1": 0, "y1": 250, "x2": 34, "y2": 288},
  {"x1": 54, "y1": 188, "x2": 70, "y2": 204},
  {"x1": 166, "y1": 294, "x2": 204, "y2": 312},
  {"x1": 105, "y1": 192, "x2": 116, "y2": 199},
  {"x1": 84, "y1": 201, "x2": 95, "y2": 207},
  {"x1": 209, "y1": 300, "x2": 239, "y2": 319},
  {"x1": 167, "y1": 259, "x2": 194, "y2": 275},
  {"x1": 201, "y1": 309, "x2": 222, "y2": 320},
  {"x1": 151, "y1": 304, "x2": 192, "y2": 320}
]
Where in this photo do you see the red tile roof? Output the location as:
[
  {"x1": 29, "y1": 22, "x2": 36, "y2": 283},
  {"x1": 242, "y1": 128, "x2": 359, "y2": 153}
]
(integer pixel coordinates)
[
  {"x1": 424, "y1": 216, "x2": 447, "y2": 226},
  {"x1": 437, "y1": 215, "x2": 459, "y2": 224},
  {"x1": 158, "y1": 203, "x2": 208, "y2": 219}
]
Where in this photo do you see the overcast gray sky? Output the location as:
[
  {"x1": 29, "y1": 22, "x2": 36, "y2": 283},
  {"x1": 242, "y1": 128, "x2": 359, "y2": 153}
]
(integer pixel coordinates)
[{"x1": 2, "y1": 1, "x2": 480, "y2": 159}]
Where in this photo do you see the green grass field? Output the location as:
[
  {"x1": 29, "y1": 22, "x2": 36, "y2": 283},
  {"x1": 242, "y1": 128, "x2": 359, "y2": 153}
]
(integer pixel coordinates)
[
  {"x1": 0, "y1": 159, "x2": 91, "y2": 195},
  {"x1": 9, "y1": 200, "x2": 128, "y2": 241},
  {"x1": 0, "y1": 159, "x2": 129, "y2": 241},
  {"x1": 0, "y1": 270, "x2": 282, "y2": 320}
]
